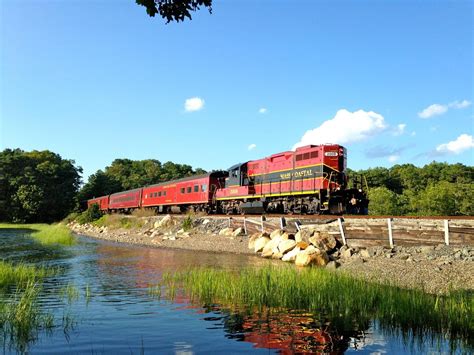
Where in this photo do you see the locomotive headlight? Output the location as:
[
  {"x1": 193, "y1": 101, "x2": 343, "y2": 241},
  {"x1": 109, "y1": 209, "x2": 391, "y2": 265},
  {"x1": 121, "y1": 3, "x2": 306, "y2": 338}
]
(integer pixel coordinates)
[{"x1": 324, "y1": 151, "x2": 338, "y2": 157}]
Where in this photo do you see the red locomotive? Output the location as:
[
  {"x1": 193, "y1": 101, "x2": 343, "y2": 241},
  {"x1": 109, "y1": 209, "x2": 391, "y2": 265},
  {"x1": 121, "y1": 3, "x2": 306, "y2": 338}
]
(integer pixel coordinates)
[{"x1": 87, "y1": 144, "x2": 368, "y2": 215}]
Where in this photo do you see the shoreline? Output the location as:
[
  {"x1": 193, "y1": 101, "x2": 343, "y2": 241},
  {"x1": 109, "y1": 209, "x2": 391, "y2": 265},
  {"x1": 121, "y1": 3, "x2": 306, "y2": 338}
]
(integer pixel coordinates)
[{"x1": 68, "y1": 215, "x2": 474, "y2": 295}]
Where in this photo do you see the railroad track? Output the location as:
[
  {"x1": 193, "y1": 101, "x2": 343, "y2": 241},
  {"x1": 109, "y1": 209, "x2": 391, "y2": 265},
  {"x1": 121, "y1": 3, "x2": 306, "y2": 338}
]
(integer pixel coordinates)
[{"x1": 210, "y1": 214, "x2": 474, "y2": 220}]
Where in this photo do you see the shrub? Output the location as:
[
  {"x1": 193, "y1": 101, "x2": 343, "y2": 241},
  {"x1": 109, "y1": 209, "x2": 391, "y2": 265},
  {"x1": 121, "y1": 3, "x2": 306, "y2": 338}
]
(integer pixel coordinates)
[
  {"x1": 76, "y1": 204, "x2": 103, "y2": 224},
  {"x1": 182, "y1": 214, "x2": 194, "y2": 231}
]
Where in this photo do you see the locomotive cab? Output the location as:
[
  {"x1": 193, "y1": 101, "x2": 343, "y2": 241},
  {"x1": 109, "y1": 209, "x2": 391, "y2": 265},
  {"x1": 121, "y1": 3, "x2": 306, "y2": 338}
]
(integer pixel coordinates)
[{"x1": 225, "y1": 163, "x2": 248, "y2": 188}]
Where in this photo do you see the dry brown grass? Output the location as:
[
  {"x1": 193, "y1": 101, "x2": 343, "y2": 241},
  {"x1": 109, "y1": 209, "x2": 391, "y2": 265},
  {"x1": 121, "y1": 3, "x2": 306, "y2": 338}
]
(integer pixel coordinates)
[{"x1": 131, "y1": 209, "x2": 157, "y2": 218}]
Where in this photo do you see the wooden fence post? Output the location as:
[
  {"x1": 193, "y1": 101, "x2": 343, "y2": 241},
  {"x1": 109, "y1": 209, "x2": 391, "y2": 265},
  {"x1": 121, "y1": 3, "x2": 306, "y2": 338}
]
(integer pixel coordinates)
[
  {"x1": 228, "y1": 217, "x2": 232, "y2": 228},
  {"x1": 243, "y1": 217, "x2": 247, "y2": 235},
  {"x1": 280, "y1": 217, "x2": 286, "y2": 229},
  {"x1": 387, "y1": 218, "x2": 394, "y2": 248},
  {"x1": 260, "y1": 215, "x2": 264, "y2": 233},
  {"x1": 444, "y1": 220, "x2": 449, "y2": 246},
  {"x1": 295, "y1": 222, "x2": 301, "y2": 232},
  {"x1": 337, "y1": 218, "x2": 346, "y2": 246}
]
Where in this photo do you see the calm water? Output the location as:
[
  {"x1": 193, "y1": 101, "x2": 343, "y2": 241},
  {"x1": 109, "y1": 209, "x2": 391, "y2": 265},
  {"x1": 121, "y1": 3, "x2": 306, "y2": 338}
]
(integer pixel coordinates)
[{"x1": 0, "y1": 230, "x2": 469, "y2": 354}]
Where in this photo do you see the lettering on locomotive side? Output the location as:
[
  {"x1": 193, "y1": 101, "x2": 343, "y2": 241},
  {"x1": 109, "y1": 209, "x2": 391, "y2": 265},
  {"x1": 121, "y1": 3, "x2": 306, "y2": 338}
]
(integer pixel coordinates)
[
  {"x1": 279, "y1": 169, "x2": 313, "y2": 180},
  {"x1": 253, "y1": 165, "x2": 325, "y2": 184},
  {"x1": 229, "y1": 188, "x2": 239, "y2": 194}
]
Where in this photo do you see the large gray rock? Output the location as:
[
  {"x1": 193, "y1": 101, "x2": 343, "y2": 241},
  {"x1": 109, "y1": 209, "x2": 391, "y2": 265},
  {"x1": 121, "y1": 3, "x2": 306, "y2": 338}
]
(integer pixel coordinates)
[
  {"x1": 261, "y1": 237, "x2": 282, "y2": 257},
  {"x1": 308, "y1": 232, "x2": 337, "y2": 251},
  {"x1": 270, "y1": 229, "x2": 285, "y2": 240},
  {"x1": 232, "y1": 227, "x2": 244, "y2": 237},
  {"x1": 278, "y1": 239, "x2": 297, "y2": 254},
  {"x1": 219, "y1": 227, "x2": 234, "y2": 236},
  {"x1": 295, "y1": 252, "x2": 313, "y2": 266},
  {"x1": 156, "y1": 214, "x2": 173, "y2": 228},
  {"x1": 341, "y1": 248, "x2": 353, "y2": 259},
  {"x1": 282, "y1": 247, "x2": 301, "y2": 262},
  {"x1": 254, "y1": 236, "x2": 271, "y2": 253},
  {"x1": 248, "y1": 233, "x2": 261, "y2": 250},
  {"x1": 295, "y1": 250, "x2": 329, "y2": 267},
  {"x1": 294, "y1": 229, "x2": 312, "y2": 243}
]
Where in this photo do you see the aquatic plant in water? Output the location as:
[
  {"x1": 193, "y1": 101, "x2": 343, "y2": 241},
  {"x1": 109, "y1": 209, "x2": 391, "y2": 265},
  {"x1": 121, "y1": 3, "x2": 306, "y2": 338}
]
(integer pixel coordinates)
[
  {"x1": 0, "y1": 261, "x2": 53, "y2": 289},
  {"x1": 152, "y1": 266, "x2": 473, "y2": 350}
]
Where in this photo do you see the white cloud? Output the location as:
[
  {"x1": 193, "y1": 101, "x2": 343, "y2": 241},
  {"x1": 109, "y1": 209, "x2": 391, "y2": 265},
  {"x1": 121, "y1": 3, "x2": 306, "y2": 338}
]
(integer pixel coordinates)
[
  {"x1": 247, "y1": 143, "x2": 257, "y2": 151},
  {"x1": 418, "y1": 99, "x2": 471, "y2": 118},
  {"x1": 258, "y1": 107, "x2": 267, "y2": 114},
  {"x1": 184, "y1": 97, "x2": 205, "y2": 112},
  {"x1": 436, "y1": 134, "x2": 474, "y2": 155},
  {"x1": 293, "y1": 109, "x2": 386, "y2": 150},
  {"x1": 418, "y1": 104, "x2": 448, "y2": 119},
  {"x1": 392, "y1": 123, "x2": 406, "y2": 136},
  {"x1": 449, "y1": 100, "x2": 471, "y2": 109},
  {"x1": 388, "y1": 155, "x2": 399, "y2": 162}
]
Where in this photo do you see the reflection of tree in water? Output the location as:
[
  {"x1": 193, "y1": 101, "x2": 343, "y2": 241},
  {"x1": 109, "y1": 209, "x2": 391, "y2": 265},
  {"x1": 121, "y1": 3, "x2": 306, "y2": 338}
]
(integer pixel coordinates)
[{"x1": 201, "y1": 304, "x2": 368, "y2": 354}]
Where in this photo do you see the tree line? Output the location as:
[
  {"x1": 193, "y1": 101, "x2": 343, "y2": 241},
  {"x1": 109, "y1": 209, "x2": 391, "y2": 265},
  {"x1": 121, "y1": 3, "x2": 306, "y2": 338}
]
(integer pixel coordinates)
[
  {"x1": 0, "y1": 148, "x2": 472, "y2": 222},
  {"x1": 348, "y1": 162, "x2": 474, "y2": 216},
  {"x1": 0, "y1": 149, "x2": 206, "y2": 223}
]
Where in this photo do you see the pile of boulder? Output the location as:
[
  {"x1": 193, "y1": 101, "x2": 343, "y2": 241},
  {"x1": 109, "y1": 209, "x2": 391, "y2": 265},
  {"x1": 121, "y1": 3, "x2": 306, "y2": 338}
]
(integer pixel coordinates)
[{"x1": 248, "y1": 228, "x2": 341, "y2": 267}]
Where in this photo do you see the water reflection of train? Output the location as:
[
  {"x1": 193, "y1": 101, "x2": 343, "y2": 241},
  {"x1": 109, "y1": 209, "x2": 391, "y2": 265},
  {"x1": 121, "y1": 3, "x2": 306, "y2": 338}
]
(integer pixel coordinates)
[
  {"x1": 203, "y1": 305, "x2": 368, "y2": 354},
  {"x1": 93, "y1": 244, "x2": 367, "y2": 353}
]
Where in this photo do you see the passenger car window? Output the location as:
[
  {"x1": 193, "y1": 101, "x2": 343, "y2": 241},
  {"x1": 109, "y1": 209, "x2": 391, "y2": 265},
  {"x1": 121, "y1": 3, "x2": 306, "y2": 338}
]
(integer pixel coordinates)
[
  {"x1": 201, "y1": 184, "x2": 207, "y2": 192},
  {"x1": 194, "y1": 185, "x2": 199, "y2": 192},
  {"x1": 187, "y1": 187, "x2": 192, "y2": 193}
]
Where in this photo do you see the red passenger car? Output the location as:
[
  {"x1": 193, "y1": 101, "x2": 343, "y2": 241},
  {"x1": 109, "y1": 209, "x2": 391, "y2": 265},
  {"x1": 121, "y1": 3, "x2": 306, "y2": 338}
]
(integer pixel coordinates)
[
  {"x1": 141, "y1": 172, "x2": 227, "y2": 213},
  {"x1": 87, "y1": 195, "x2": 109, "y2": 211},
  {"x1": 108, "y1": 189, "x2": 142, "y2": 212}
]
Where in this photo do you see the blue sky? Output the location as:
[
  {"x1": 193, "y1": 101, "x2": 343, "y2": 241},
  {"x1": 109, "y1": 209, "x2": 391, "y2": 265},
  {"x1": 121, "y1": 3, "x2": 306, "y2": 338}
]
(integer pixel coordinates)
[{"x1": 1, "y1": 0, "x2": 473, "y2": 180}]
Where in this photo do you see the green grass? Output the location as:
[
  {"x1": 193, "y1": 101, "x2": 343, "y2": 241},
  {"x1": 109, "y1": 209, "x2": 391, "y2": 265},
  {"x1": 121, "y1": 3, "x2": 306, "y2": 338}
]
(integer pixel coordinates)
[
  {"x1": 59, "y1": 283, "x2": 80, "y2": 304},
  {"x1": 0, "y1": 282, "x2": 55, "y2": 353},
  {"x1": 0, "y1": 261, "x2": 56, "y2": 353},
  {"x1": 0, "y1": 261, "x2": 54, "y2": 290},
  {"x1": 0, "y1": 223, "x2": 75, "y2": 246},
  {"x1": 152, "y1": 266, "x2": 473, "y2": 346}
]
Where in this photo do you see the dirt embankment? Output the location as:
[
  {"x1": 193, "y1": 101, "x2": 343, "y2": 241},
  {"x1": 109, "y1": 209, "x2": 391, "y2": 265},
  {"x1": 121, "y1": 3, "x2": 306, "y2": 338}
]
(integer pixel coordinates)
[{"x1": 68, "y1": 214, "x2": 474, "y2": 294}]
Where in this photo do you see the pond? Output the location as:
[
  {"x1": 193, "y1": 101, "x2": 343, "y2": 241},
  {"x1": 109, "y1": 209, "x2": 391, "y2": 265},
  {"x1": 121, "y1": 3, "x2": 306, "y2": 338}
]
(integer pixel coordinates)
[{"x1": 0, "y1": 229, "x2": 471, "y2": 354}]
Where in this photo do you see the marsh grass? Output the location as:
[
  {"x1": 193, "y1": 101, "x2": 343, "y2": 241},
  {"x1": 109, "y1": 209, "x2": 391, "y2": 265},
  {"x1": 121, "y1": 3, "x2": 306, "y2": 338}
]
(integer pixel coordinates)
[
  {"x1": 0, "y1": 262, "x2": 78, "y2": 351},
  {"x1": 0, "y1": 261, "x2": 54, "y2": 290},
  {"x1": 59, "y1": 283, "x2": 80, "y2": 304},
  {"x1": 153, "y1": 266, "x2": 473, "y2": 346},
  {"x1": 0, "y1": 282, "x2": 54, "y2": 352},
  {"x1": 0, "y1": 223, "x2": 75, "y2": 246},
  {"x1": 31, "y1": 224, "x2": 75, "y2": 246}
]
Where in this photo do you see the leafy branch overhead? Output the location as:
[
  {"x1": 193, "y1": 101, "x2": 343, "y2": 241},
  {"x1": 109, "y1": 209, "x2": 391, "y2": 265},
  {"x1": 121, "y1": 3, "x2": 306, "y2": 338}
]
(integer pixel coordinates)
[{"x1": 136, "y1": 0, "x2": 212, "y2": 22}]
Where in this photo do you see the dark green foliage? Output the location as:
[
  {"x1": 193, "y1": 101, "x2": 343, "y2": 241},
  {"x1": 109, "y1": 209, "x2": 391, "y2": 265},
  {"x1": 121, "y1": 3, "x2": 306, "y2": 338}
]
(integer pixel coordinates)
[
  {"x1": 78, "y1": 158, "x2": 206, "y2": 203},
  {"x1": 350, "y1": 162, "x2": 474, "y2": 216},
  {"x1": 136, "y1": 0, "x2": 212, "y2": 22},
  {"x1": 0, "y1": 149, "x2": 82, "y2": 223},
  {"x1": 76, "y1": 205, "x2": 103, "y2": 225},
  {"x1": 182, "y1": 214, "x2": 193, "y2": 231}
]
